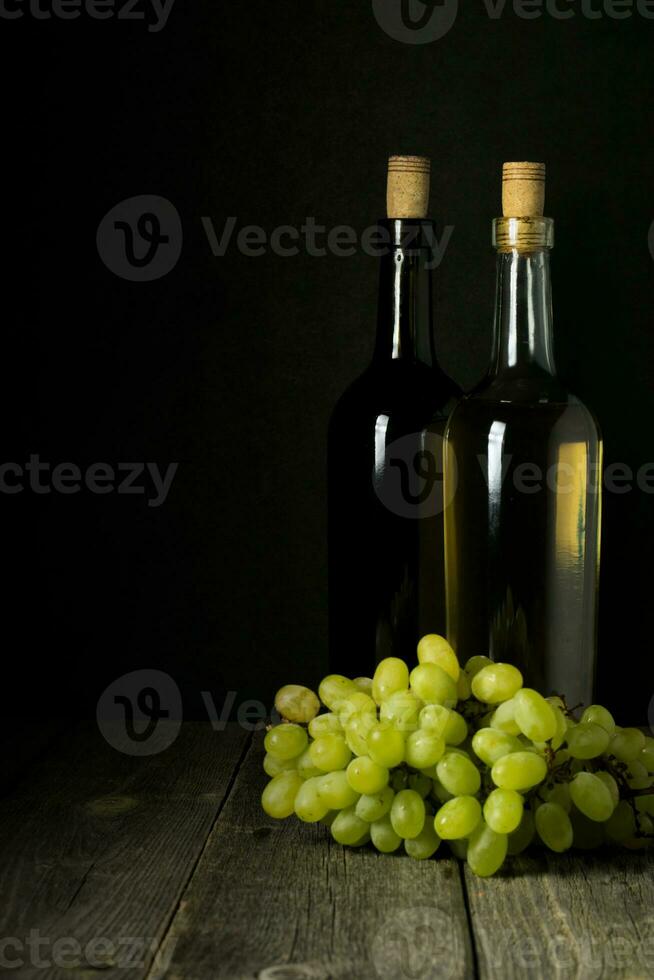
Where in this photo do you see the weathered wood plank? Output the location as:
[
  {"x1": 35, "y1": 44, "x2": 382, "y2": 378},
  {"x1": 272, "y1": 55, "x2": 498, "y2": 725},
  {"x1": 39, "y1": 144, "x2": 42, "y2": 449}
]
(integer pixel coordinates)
[
  {"x1": 150, "y1": 733, "x2": 475, "y2": 980},
  {"x1": 465, "y1": 848, "x2": 654, "y2": 979},
  {"x1": 0, "y1": 721, "x2": 249, "y2": 980}
]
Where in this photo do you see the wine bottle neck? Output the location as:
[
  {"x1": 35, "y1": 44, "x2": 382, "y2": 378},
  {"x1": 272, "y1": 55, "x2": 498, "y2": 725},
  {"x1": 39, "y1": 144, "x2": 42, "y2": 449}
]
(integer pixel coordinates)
[
  {"x1": 490, "y1": 249, "x2": 557, "y2": 378},
  {"x1": 373, "y1": 219, "x2": 436, "y2": 366}
]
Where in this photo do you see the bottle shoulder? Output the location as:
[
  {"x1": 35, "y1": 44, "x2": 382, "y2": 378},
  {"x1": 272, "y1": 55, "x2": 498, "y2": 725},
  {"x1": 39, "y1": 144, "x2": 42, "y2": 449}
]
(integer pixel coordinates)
[
  {"x1": 446, "y1": 382, "x2": 601, "y2": 444},
  {"x1": 331, "y1": 361, "x2": 461, "y2": 423}
]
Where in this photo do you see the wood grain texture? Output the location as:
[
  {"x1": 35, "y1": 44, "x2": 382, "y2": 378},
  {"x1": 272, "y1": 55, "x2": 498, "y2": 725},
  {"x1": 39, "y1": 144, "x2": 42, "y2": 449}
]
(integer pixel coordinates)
[
  {"x1": 150, "y1": 733, "x2": 475, "y2": 980},
  {"x1": 465, "y1": 848, "x2": 654, "y2": 979},
  {"x1": 0, "y1": 721, "x2": 249, "y2": 980}
]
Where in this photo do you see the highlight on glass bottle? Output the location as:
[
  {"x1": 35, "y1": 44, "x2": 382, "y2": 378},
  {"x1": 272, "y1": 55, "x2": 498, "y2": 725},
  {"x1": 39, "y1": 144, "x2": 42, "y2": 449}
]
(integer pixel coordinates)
[{"x1": 443, "y1": 162, "x2": 602, "y2": 708}]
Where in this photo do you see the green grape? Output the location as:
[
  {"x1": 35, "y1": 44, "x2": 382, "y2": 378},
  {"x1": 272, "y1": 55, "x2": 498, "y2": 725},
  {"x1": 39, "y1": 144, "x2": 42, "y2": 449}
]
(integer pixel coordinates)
[
  {"x1": 569, "y1": 772, "x2": 615, "y2": 822},
  {"x1": 464, "y1": 655, "x2": 493, "y2": 677},
  {"x1": 367, "y1": 722, "x2": 406, "y2": 768},
  {"x1": 443, "y1": 710, "x2": 468, "y2": 746},
  {"x1": 635, "y1": 794, "x2": 654, "y2": 817},
  {"x1": 294, "y1": 776, "x2": 330, "y2": 822},
  {"x1": 408, "y1": 773, "x2": 433, "y2": 799},
  {"x1": 330, "y1": 806, "x2": 370, "y2": 846},
  {"x1": 434, "y1": 796, "x2": 482, "y2": 839},
  {"x1": 605, "y1": 800, "x2": 637, "y2": 843},
  {"x1": 566, "y1": 722, "x2": 610, "y2": 760},
  {"x1": 338, "y1": 691, "x2": 377, "y2": 726},
  {"x1": 449, "y1": 838, "x2": 469, "y2": 859},
  {"x1": 595, "y1": 771, "x2": 619, "y2": 807},
  {"x1": 296, "y1": 746, "x2": 323, "y2": 779},
  {"x1": 626, "y1": 760, "x2": 651, "y2": 790},
  {"x1": 390, "y1": 789, "x2": 426, "y2": 839},
  {"x1": 542, "y1": 782, "x2": 572, "y2": 813},
  {"x1": 406, "y1": 730, "x2": 445, "y2": 769},
  {"x1": 318, "y1": 770, "x2": 360, "y2": 809},
  {"x1": 320, "y1": 810, "x2": 337, "y2": 828},
  {"x1": 457, "y1": 671, "x2": 472, "y2": 700},
  {"x1": 513, "y1": 689, "x2": 557, "y2": 742},
  {"x1": 417, "y1": 634, "x2": 460, "y2": 681},
  {"x1": 432, "y1": 776, "x2": 454, "y2": 804},
  {"x1": 318, "y1": 674, "x2": 358, "y2": 711},
  {"x1": 609, "y1": 728, "x2": 646, "y2": 763},
  {"x1": 467, "y1": 821, "x2": 508, "y2": 877},
  {"x1": 624, "y1": 813, "x2": 654, "y2": 850},
  {"x1": 641, "y1": 738, "x2": 654, "y2": 773},
  {"x1": 405, "y1": 819, "x2": 441, "y2": 859},
  {"x1": 370, "y1": 812, "x2": 403, "y2": 852},
  {"x1": 263, "y1": 752, "x2": 298, "y2": 778},
  {"x1": 490, "y1": 698, "x2": 521, "y2": 735},
  {"x1": 491, "y1": 751, "x2": 547, "y2": 792},
  {"x1": 372, "y1": 657, "x2": 410, "y2": 704},
  {"x1": 569, "y1": 807, "x2": 605, "y2": 849},
  {"x1": 343, "y1": 711, "x2": 376, "y2": 756},
  {"x1": 507, "y1": 809, "x2": 535, "y2": 855},
  {"x1": 264, "y1": 724, "x2": 308, "y2": 761},
  {"x1": 379, "y1": 690, "x2": 422, "y2": 732},
  {"x1": 353, "y1": 676, "x2": 373, "y2": 696},
  {"x1": 437, "y1": 751, "x2": 481, "y2": 796},
  {"x1": 483, "y1": 788, "x2": 524, "y2": 834},
  {"x1": 535, "y1": 802, "x2": 573, "y2": 853},
  {"x1": 471, "y1": 663, "x2": 523, "y2": 704},
  {"x1": 410, "y1": 663, "x2": 457, "y2": 706},
  {"x1": 309, "y1": 733, "x2": 352, "y2": 772},
  {"x1": 549, "y1": 705, "x2": 569, "y2": 751},
  {"x1": 471, "y1": 728, "x2": 522, "y2": 766},
  {"x1": 308, "y1": 712, "x2": 343, "y2": 738},
  {"x1": 580, "y1": 704, "x2": 616, "y2": 735},
  {"x1": 391, "y1": 768, "x2": 409, "y2": 792},
  {"x1": 274, "y1": 684, "x2": 320, "y2": 723},
  {"x1": 419, "y1": 704, "x2": 450, "y2": 737},
  {"x1": 261, "y1": 771, "x2": 304, "y2": 819},
  {"x1": 346, "y1": 756, "x2": 389, "y2": 795},
  {"x1": 355, "y1": 785, "x2": 394, "y2": 822}
]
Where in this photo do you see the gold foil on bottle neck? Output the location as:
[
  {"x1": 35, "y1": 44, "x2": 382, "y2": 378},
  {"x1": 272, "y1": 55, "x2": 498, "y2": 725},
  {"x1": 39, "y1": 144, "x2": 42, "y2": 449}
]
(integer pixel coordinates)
[{"x1": 493, "y1": 216, "x2": 554, "y2": 253}]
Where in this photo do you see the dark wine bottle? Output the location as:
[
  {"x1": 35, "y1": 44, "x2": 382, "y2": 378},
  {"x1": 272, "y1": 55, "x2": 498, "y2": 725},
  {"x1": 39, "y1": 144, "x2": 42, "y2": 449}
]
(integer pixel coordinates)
[
  {"x1": 444, "y1": 163, "x2": 602, "y2": 707},
  {"x1": 328, "y1": 156, "x2": 460, "y2": 678}
]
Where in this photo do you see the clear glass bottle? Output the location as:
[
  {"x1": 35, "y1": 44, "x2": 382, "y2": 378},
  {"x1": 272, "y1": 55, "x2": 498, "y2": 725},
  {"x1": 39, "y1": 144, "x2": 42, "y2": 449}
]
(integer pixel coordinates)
[{"x1": 444, "y1": 214, "x2": 602, "y2": 707}]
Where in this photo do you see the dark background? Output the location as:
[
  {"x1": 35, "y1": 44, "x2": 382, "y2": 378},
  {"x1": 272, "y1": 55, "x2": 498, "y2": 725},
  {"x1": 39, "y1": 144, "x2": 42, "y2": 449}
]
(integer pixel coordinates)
[{"x1": 2, "y1": 2, "x2": 653, "y2": 723}]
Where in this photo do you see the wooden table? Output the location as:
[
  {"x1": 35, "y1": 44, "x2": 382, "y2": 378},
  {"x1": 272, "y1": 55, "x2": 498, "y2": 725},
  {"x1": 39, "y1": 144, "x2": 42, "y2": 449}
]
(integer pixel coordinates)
[{"x1": 1, "y1": 722, "x2": 653, "y2": 980}]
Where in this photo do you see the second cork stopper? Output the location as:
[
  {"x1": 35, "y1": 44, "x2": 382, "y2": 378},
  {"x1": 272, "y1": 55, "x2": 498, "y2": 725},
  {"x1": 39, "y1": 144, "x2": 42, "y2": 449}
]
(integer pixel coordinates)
[
  {"x1": 387, "y1": 155, "x2": 431, "y2": 219},
  {"x1": 502, "y1": 161, "x2": 546, "y2": 217}
]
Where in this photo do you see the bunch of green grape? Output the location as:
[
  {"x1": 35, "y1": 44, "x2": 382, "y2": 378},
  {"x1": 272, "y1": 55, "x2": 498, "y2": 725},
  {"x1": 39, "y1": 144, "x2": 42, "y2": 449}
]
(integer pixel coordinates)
[{"x1": 261, "y1": 636, "x2": 654, "y2": 876}]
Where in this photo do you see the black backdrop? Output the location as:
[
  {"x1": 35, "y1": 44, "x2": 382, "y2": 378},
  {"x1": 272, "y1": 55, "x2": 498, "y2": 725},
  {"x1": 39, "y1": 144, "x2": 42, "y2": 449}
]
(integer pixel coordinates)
[{"x1": 2, "y1": 1, "x2": 653, "y2": 723}]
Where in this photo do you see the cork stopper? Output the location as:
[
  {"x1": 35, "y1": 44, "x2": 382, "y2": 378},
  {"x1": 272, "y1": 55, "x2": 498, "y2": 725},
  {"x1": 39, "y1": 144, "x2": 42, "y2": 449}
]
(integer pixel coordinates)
[
  {"x1": 502, "y1": 162, "x2": 546, "y2": 217},
  {"x1": 387, "y1": 156, "x2": 430, "y2": 219}
]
